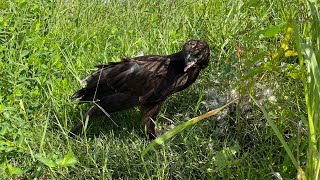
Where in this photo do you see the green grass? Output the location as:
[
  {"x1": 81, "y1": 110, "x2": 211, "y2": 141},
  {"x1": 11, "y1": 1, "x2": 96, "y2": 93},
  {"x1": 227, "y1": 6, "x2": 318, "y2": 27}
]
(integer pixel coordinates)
[{"x1": 0, "y1": 0, "x2": 318, "y2": 179}]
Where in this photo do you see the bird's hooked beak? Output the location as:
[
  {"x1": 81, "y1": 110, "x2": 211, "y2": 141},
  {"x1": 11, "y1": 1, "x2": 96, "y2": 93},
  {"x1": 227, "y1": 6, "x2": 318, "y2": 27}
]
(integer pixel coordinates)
[
  {"x1": 184, "y1": 61, "x2": 197, "y2": 72},
  {"x1": 184, "y1": 54, "x2": 198, "y2": 72}
]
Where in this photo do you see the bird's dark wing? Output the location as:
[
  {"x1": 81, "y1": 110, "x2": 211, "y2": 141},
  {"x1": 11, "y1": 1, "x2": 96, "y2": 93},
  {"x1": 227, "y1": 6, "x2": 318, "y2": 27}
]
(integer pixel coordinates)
[
  {"x1": 141, "y1": 69, "x2": 198, "y2": 103},
  {"x1": 71, "y1": 56, "x2": 170, "y2": 103}
]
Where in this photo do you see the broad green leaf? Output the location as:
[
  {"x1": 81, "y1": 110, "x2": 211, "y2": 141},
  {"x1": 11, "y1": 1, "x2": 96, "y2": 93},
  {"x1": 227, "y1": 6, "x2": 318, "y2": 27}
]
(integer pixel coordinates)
[
  {"x1": 212, "y1": 144, "x2": 240, "y2": 168},
  {"x1": 258, "y1": 23, "x2": 286, "y2": 38},
  {"x1": 20, "y1": 50, "x2": 30, "y2": 58},
  {"x1": 35, "y1": 153, "x2": 57, "y2": 167},
  {"x1": 6, "y1": 164, "x2": 23, "y2": 175},
  {"x1": 264, "y1": 23, "x2": 286, "y2": 38},
  {"x1": 0, "y1": 123, "x2": 9, "y2": 135},
  {"x1": 55, "y1": 152, "x2": 77, "y2": 167}
]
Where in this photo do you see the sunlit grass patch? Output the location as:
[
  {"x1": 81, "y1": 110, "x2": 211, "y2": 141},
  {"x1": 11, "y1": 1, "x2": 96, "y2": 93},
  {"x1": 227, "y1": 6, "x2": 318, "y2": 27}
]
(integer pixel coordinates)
[{"x1": 0, "y1": 0, "x2": 317, "y2": 179}]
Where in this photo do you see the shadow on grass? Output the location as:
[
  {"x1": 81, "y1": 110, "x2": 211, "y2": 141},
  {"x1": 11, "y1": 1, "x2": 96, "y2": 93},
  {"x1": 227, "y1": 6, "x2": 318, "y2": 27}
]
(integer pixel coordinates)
[
  {"x1": 75, "y1": 108, "x2": 142, "y2": 139},
  {"x1": 69, "y1": 87, "x2": 202, "y2": 140}
]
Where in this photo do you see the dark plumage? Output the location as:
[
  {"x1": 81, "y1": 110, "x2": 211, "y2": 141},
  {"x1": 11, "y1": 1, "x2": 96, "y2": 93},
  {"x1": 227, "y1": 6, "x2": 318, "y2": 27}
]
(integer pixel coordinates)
[{"x1": 70, "y1": 39, "x2": 210, "y2": 139}]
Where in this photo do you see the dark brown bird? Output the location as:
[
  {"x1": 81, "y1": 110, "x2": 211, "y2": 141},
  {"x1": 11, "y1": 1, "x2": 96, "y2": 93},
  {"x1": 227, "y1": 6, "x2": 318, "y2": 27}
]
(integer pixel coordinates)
[{"x1": 70, "y1": 39, "x2": 210, "y2": 139}]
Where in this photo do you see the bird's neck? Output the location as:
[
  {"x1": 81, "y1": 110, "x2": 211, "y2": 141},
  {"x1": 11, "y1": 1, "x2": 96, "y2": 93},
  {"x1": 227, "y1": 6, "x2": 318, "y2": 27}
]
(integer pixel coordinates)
[{"x1": 167, "y1": 51, "x2": 184, "y2": 62}]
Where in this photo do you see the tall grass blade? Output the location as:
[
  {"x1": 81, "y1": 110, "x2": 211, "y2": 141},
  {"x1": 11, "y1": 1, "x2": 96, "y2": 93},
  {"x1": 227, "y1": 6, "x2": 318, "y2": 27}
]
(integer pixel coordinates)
[
  {"x1": 293, "y1": 0, "x2": 320, "y2": 177},
  {"x1": 251, "y1": 95, "x2": 299, "y2": 169},
  {"x1": 141, "y1": 98, "x2": 238, "y2": 157},
  {"x1": 141, "y1": 98, "x2": 238, "y2": 178}
]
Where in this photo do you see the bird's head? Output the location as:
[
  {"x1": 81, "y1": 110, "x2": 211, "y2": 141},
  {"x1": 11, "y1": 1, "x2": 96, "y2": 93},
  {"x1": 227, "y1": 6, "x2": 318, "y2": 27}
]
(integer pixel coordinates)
[{"x1": 182, "y1": 40, "x2": 210, "y2": 72}]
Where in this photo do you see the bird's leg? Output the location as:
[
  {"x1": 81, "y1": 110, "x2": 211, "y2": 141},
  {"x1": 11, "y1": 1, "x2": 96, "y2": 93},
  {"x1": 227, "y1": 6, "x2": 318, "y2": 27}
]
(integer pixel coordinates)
[
  {"x1": 141, "y1": 102, "x2": 163, "y2": 140},
  {"x1": 69, "y1": 105, "x2": 102, "y2": 136}
]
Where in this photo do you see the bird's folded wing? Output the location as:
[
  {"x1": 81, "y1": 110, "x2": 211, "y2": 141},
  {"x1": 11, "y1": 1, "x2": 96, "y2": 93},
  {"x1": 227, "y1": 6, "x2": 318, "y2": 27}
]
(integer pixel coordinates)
[
  {"x1": 139, "y1": 73, "x2": 189, "y2": 103},
  {"x1": 81, "y1": 58, "x2": 165, "y2": 100}
]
